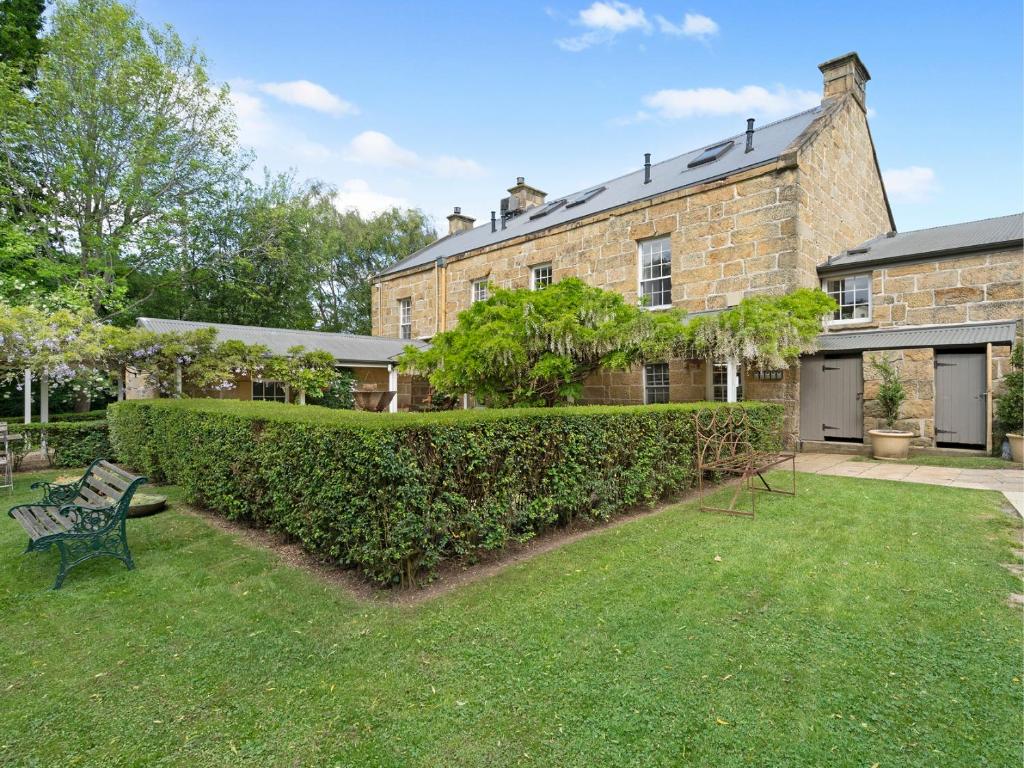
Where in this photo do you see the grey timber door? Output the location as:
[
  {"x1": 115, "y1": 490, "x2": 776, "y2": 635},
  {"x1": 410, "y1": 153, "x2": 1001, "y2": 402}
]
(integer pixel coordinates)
[
  {"x1": 800, "y1": 354, "x2": 864, "y2": 442},
  {"x1": 934, "y1": 351, "x2": 986, "y2": 447}
]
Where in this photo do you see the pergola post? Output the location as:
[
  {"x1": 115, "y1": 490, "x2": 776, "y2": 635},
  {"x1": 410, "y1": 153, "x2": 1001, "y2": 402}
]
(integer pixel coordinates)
[
  {"x1": 23, "y1": 369, "x2": 31, "y2": 424},
  {"x1": 388, "y1": 365, "x2": 398, "y2": 413},
  {"x1": 116, "y1": 367, "x2": 125, "y2": 402},
  {"x1": 174, "y1": 364, "x2": 183, "y2": 397},
  {"x1": 39, "y1": 369, "x2": 48, "y2": 454},
  {"x1": 726, "y1": 358, "x2": 740, "y2": 404}
]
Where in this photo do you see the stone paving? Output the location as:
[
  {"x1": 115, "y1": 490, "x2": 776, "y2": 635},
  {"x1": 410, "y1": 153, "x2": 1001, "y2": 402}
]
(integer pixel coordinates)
[{"x1": 794, "y1": 453, "x2": 1024, "y2": 515}]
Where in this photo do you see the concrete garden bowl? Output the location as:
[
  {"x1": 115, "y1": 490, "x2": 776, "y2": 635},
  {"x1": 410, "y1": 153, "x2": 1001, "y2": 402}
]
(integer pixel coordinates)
[
  {"x1": 868, "y1": 429, "x2": 914, "y2": 460},
  {"x1": 127, "y1": 493, "x2": 168, "y2": 518}
]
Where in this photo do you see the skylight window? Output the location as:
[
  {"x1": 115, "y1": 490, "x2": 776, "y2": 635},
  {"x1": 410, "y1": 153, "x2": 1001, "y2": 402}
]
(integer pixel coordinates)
[
  {"x1": 686, "y1": 140, "x2": 735, "y2": 169},
  {"x1": 564, "y1": 185, "x2": 606, "y2": 209},
  {"x1": 528, "y1": 199, "x2": 566, "y2": 220}
]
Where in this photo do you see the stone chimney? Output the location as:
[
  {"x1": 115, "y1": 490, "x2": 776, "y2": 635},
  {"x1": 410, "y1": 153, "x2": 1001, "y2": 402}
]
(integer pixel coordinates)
[
  {"x1": 818, "y1": 52, "x2": 870, "y2": 112},
  {"x1": 446, "y1": 206, "x2": 475, "y2": 236},
  {"x1": 507, "y1": 176, "x2": 546, "y2": 212}
]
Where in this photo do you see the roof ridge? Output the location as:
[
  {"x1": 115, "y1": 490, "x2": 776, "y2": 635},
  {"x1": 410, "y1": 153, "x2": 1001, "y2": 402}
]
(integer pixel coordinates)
[
  {"x1": 884, "y1": 211, "x2": 1023, "y2": 238},
  {"x1": 378, "y1": 106, "x2": 825, "y2": 278},
  {"x1": 139, "y1": 317, "x2": 396, "y2": 341}
]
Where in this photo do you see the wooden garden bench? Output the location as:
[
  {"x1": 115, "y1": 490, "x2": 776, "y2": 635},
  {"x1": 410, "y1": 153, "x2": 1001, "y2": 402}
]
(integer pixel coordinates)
[
  {"x1": 695, "y1": 408, "x2": 795, "y2": 517},
  {"x1": 8, "y1": 459, "x2": 147, "y2": 589}
]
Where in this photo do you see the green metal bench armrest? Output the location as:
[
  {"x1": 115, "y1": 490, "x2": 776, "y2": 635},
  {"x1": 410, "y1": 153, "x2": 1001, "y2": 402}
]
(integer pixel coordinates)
[
  {"x1": 31, "y1": 480, "x2": 82, "y2": 506},
  {"x1": 57, "y1": 502, "x2": 125, "y2": 535}
]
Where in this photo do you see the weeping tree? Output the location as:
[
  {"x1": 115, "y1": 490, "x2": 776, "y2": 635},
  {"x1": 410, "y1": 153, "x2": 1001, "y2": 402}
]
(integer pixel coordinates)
[
  {"x1": 680, "y1": 289, "x2": 837, "y2": 370},
  {"x1": 399, "y1": 282, "x2": 837, "y2": 407},
  {"x1": 399, "y1": 278, "x2": 686, "y2": 407}
]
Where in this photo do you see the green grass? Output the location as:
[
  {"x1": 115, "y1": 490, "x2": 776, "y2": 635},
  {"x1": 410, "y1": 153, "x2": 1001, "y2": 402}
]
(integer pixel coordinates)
[
  {"x1": 851, "y1": 454, "x2": 1023, "y2": 470},
  {"x1": 1, "y1": 470, "x2": 1021, "y2": 767}
]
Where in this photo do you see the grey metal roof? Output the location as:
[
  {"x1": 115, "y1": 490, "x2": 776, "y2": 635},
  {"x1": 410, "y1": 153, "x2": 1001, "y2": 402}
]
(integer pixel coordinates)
[
  {"x1": 136, "y1": 318, "x2": 424, "y2": 364},
  {"x1": 380, "y1": 106, "x2": 827, "y2": 277},
  {"x1": 819, "y1": 213, "x2": 1023, "y2": 274},
  {"x1": 817, "y1": 320, "x2": 1018, "y2": 353}
]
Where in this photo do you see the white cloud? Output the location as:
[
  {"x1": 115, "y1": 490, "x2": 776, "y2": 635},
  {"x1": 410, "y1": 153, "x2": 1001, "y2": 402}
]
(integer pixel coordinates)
[
  {"x1": 579, "y1": 0, "x2": 649, "y2": 32},
  {"x1": 333, "y1": 179, "x2": 408, "y2": 216},
  {"x1": 557, "y1": 1, "x2": 649, "y2": 51},
  {"x1": 655, "y1": 12, "x2": 719, "y2": 39},
  {"x1": 345, "y1": 131, "x2": 484, "y2": 179},
  {"x1": 229, "y1": 84, "x2": 334, "y2": 159},
  {"x1": 345, "y1": 130, "x2": 420, "y2": 168},
  {"x1": 642, "y1": 85, "x2": 820, "y2": 119},
  {"x1": 430, "y1": 155, "x2": 486, "y2": 179},
  {"x1": 883, "y1": 166, "x2": 938, "y2": 203},
  {"x1": 258, "y1": 80, "x2": 357, "y2": 117}
]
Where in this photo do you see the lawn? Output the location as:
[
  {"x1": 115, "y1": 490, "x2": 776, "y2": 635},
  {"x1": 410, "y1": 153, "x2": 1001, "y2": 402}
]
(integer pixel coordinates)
[
  {"x1": 1, "y1": 470, "x2": 1021, "y2": 767},
  {"x1": 850, "y1": 454, "x2": 1023, "y2": 470}
]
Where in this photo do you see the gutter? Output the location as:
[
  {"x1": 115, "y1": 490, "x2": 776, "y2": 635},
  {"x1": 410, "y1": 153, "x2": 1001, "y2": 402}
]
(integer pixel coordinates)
[{"x1": 817, "y1": 238, "x2": 1023, "y2": 275}]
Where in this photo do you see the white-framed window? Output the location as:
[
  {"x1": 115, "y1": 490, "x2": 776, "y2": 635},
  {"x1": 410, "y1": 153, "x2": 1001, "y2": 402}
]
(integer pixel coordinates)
[
  {"x1": 252, "y1": 380, "x2": 287, "y2": 402},
  {"x1": 472, "y1": 278, "x2": 489, "y2": 303},
  {"x1": 708, "y1": 360, "x2": 743, "y2": 403},
  {"x1": 531, "y1": 263, "x2": 553, "y2": 290},
  {"x1": 398, "y1": 298, "x2": 412, "y2": 339},
  {"x1": 823, "y1": 273, "x2": 871, "y2": 322},
  {"x1": 644, "y1": 362, "x2": 670, "y2": 404},
  {"x1": 639, "y1": 237, "x2": 672, "y2": 308}
]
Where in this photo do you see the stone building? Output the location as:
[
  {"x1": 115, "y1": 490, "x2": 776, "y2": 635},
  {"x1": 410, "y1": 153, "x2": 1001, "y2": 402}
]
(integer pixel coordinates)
[{"x1": 371, "y1": 51, "x2": 1023, "y2": 452}]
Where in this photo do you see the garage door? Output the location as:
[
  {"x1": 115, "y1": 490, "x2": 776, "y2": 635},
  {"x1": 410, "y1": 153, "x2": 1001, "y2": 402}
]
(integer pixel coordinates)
[
  {"x1": 935, "y1": 350, "x2": 986, "y2": 447},
  {"x1": 800, "y1": 354, "x2": 864, "y2": 442}
]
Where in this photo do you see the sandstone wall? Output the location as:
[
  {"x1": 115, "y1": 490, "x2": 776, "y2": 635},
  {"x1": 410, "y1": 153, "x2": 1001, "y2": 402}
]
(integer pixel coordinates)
[
  {"x1": 867, "y1": 247, "x2": 1023, "y2": 327},
  {"x1": 372, "y1": 161, "x2": 811, "y2": 339},
  {"x1": 795, "y1": 95, "x2": 893, "y2": 282},
  {"x1": 861, "y1": 348, "x2": 935, "y2": 446}
]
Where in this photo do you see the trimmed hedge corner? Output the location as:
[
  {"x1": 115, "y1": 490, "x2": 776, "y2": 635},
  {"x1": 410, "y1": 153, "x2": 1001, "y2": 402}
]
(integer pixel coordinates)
[
  {"x1": 21, "y1": 420, "x2": 113, "y2": 468},
  {"x1": 108, "y1": 399, "x2": 783, "y2": 586}
]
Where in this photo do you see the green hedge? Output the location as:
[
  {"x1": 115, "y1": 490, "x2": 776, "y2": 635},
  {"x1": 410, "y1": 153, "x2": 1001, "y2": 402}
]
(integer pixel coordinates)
[
  {"x1": 20, "y1": 420, "x2": 113, "y2": 468},
  {"x1": 108, "y1": 399, "x2": 783, "y2": 586},
  {"x1": 50, "y1": 408, "x2": 108, "y2": 423}
]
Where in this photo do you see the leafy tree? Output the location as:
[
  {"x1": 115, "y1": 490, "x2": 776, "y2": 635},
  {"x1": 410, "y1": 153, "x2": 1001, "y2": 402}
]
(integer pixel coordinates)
[
  {"x1": 996, "y1": 344, "x2": 1023, "y2": 434},
  {"x1": 0, "y1": 0, "x2": 245, "y2": 317},
  {"x1": 400, "y1": 278, "x2": 686, "y2": 407},
  {"x1": 401, "y1": 282, "x2": 838, "y2": 407},
  {"x1": 0, "y1": 0, "x2": 45, "y2": 84},
  {"x1": 313, "y1": 207, "x2": 436, "y2": 334}
]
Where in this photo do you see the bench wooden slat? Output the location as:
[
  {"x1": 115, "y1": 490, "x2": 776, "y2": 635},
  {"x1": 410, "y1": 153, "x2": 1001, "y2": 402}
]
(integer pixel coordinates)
[
  {"x1": 92, "y1": 465, "x2": 132, "y2": 492},
  {"x1": 75, "y1": 484, "x2": 107, "y2": 507},
  {"x1": 98, "y1": 460, "x2": 141, "y2": 484},
  {"x1": 84, "y1": 476, "x2": 123, "y2": 501},
  {"x1": 11, "y1": 507, "x2": 45, "y2": 539}
]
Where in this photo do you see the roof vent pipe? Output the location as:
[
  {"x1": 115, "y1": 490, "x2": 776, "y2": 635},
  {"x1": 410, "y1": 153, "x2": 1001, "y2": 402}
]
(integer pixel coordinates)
[
  {"x1": 745, "y1": 118, "x2": 755, "y2": 153},
  {"x1": 490, "y1": 211, "x2": 497, "y2": 233},
  {"x1": 500, "y1": 211, "x2": 506, "y2": 230},
  {"x1": 643, "y1": 153, "x2": 651, "y2": 184}
]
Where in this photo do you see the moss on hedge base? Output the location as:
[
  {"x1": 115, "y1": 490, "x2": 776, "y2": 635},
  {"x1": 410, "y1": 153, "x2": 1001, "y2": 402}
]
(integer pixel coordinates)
[{"x1": 108, "y1": 399, "x2": 783, "y2": 586}]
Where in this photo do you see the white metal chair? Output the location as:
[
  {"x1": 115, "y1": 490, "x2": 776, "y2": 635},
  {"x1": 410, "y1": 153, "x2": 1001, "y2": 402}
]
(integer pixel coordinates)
[{"x1": 0, "y1": 422, "x2": 12, "y2": 494}]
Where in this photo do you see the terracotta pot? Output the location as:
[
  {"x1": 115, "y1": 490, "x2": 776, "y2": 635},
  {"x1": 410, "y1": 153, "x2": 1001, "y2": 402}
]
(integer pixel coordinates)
[
  {"x1": 1008, "y1": 433, "x2": 1024, "y2": 463},
  {"x1": 868, "y1": 429, "x2": 914, "y2": 460}
]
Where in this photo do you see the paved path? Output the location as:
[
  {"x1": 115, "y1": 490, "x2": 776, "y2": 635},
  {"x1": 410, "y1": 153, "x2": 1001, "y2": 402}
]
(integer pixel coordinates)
[{"x1": 794, "y1": 454, "x2": 1024, "y2": 515}]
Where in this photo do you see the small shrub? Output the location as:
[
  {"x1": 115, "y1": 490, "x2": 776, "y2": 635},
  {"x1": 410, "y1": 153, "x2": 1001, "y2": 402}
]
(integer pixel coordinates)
[
  {"x1": 108, "y1": 398, "x2": 783, "y2": 587},
  {"x1": 21, "y1": 420, "x2": 112, "y2": 468},
  {"x1": 996, "y1": 344, "x2": 1023, "y2": 435},
  {"x1": 870, "y1": 356, "x2": 906, "y2": 429}
]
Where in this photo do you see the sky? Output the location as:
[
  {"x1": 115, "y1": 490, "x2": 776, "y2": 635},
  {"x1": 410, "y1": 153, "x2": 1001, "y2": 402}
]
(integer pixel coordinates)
[{"x1": 134, "y1": 0, "x2": 1023, "y2": 236}]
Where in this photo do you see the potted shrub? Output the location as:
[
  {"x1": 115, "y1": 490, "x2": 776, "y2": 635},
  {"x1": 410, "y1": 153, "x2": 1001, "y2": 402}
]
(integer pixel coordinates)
[
  {"x1": 996, "y1": 344, "x2": 1023, "y2": 462},
  {"x1": 868, "y1": 356, "x2": 914, "y2": 459}
]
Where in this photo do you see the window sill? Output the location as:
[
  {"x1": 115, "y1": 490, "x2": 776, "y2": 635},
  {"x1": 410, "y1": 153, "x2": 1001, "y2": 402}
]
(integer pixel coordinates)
[
  {"x1": 825, "y1": 319, "x2": 877, "y2": 331},
  {"x1": 640, "y1": 304, "x2": 674, "y2": 312}
]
